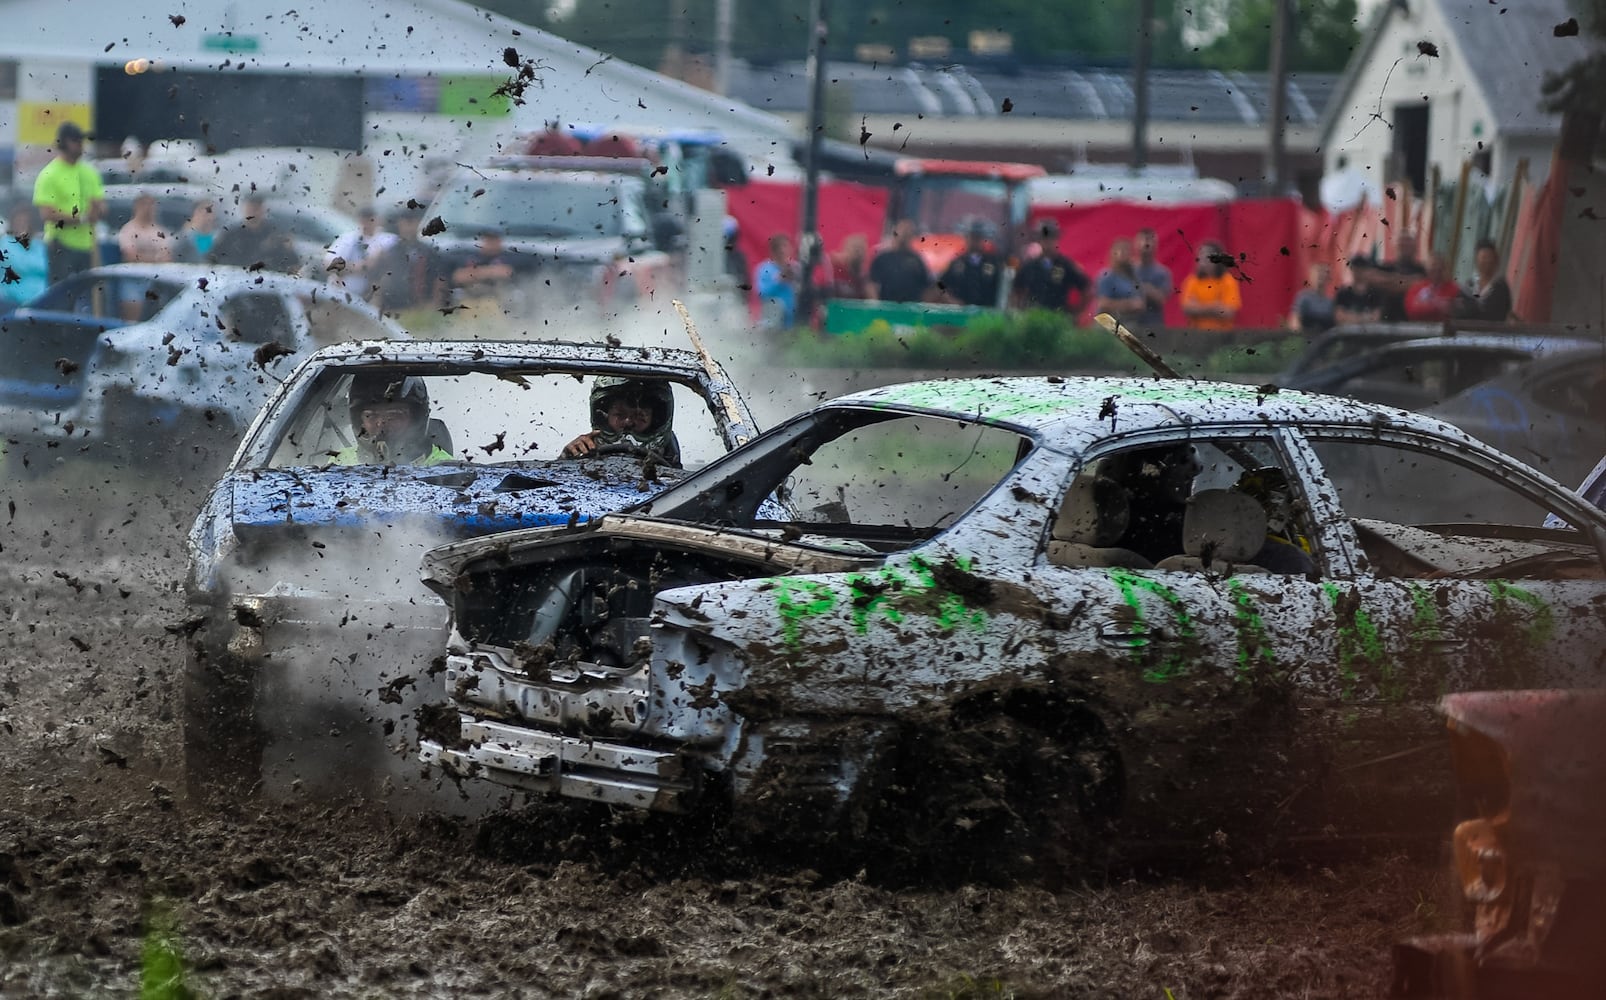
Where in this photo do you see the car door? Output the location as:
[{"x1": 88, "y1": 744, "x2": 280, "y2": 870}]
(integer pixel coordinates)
[
  {"x1": 1029, "y1": 430, "x2": 1361, "y2": 847},
  {"x1": 1289, "y1": 428, "x2": 1606, "y2": 829}
]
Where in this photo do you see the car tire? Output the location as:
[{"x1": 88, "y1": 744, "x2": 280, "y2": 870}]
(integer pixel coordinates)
[
  {"x1": 183, "y1": 623, "x2": 266, "y2": 808},
  {"x1": 885, "y1": 693, "x2": 1121, "y2": 887}
]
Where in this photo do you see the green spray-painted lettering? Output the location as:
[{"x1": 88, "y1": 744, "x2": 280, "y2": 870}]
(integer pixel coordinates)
[
  {"x1": 768, "y1": 555, "x2": 990, "y2": 648},
  {"x1": 1485, "y1": 580, "x2": 1555, "y2": 647},
  {"x1": 772, "y1": 578, "x2": 838, "y2": 647},
  {"x1": 1402, "y1": 582, "x2": 1445, "y2": 701},
  {"x1": 1226, "y1": 578, "x2": 1275, "y2": 676},
  {"x1": 1106, "y1": 568, "x2": 1196, "y2": 683},
  {"x1": 1322, "y1": 582, "x2": 1387, "y2": 699}
]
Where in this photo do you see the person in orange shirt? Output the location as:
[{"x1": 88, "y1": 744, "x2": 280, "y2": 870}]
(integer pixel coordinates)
[{"x1": 1180, "y1": 241, "x2": 1242, "y2": 331}]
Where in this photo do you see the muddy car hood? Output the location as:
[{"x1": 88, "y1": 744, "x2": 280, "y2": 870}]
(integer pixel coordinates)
[
  {"x1": 420, "y1": 514, "x2": 867, "y2": 595},
  {"x1": 222, "y1": 461, "x2": 683, "y2": 538},
  {"x1": 1442, "y1": 689, "x2": 1606, "y2": 879}
]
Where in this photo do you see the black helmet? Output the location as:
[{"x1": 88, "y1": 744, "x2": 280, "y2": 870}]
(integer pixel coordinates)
[
  {"x1": 589, "y1": 377, "x2": 673, "y2": 435},
  {"x1": 348, "y1": 373, "x2": 430, "y2": 432}
]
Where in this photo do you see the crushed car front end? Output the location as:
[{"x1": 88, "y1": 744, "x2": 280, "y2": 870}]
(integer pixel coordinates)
[{"x1": 417, "y1": 516, "x2": 885, "y2": 820}]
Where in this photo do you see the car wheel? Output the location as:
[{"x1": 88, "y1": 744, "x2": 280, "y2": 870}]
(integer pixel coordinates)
[
  {"x1": 182, "y1": 622, "x2": 266, "y2": 808},
  {"x1": 886, "y1": 693, "x2": 1121, "y2": 887}
]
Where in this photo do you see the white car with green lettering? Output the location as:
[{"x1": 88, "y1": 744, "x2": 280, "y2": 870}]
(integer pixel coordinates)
[{"x1": 418, "y1": 377, "x2": 1606, "y2": 877}]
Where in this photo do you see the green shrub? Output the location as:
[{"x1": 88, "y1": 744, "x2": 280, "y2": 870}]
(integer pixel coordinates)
[{"x1": 781, "y1": 309, "x2": 1301, "y2": 376}]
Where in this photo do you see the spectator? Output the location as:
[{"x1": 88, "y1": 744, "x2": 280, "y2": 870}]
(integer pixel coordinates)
[
  {"x1": 938, "y1": 220, "x2": 1004, "y2": 307},
  {"x1": 1091, "y1": 239, "x2": 1146, "y2": 322},
  {"x1": 1180, "y1": 242, "x2": 1242, "y2": 331},
  {"x1": 1373, "y1": 232, "x2": 1427, "y2": 321},
  {"x1": 1133, "y1": 227, "x2": 1174, "y2": 327},
  {"x1": 1012, "y1": 218, "x2": 1090, "y2": 313},
  {"x1": 1333, "y1": 258, "x2": 1383, "y2": 325},
  {"x1": 372, "y1": 207, "x2": 446, "y2": 313},
  {"x1": 825, "y1": 233, "x2": 870, "y2": 301},
  {"x1": 116, "y1": 193, "x2": 176, "y2": 321},
  {"x1": 1403, "y1": 255, "x2": 1462, "y2": 321},
  {"x1": 2, "y1": 204, "x2": 50, "y2": 311},
  {"x1": 327, "y1": 207, "x2": 399, "y2": 300},
  {"x1": 33, "y1": 122, "x2": 105, "y2": 285},
  {"x1": 173, "y1": 199, "x2": 220, "y2": 263},
  {"x1": 450, "y1": 229, "x2": 518, "y2": 303},
  {"x1": 722, "y1": 217, "x2": 749, "y2": 285},
  {"x1": 753, "y1": 233, "x2": 799, "y2": 330},
  {"x1": 1455, "y1": 239, "x2": 1513, "y2": 321},
  {"x1": 868, "y1": 220, "x2": 932, "y2": 303},
  {"x1": 210, "y1": 195, "x2": 300, "y2": 274},
  {"x1": 116, "y1": 193, "x2": 175, "y2": 265},
  {"x1": 1288, "y1": 262, "x2": 1336, "y2": 333}
]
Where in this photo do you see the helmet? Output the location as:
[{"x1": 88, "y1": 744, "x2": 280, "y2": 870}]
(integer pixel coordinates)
[
  {"x1": 589, "y1": 377, "x2": 672, "y2": 434},
  {"x1": 348, "y1": 373, "x2": 430, "y2": 432},
  {"x1": 587, "y1": 377, "x2": 677, "y2": 459}
]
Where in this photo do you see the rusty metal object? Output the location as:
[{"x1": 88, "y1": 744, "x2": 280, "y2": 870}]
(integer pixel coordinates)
[{"x1": 1392, "y1": 689, "x2": 1606, "y2": 998}]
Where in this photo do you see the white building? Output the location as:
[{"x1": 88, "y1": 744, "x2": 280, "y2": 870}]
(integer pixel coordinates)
[
  {"x1": 1318, "y1": 0, "x2": 1588, "y2": 194},
  {"x1": 0, "y1": 0, "x2": 799, "y2": 199}
]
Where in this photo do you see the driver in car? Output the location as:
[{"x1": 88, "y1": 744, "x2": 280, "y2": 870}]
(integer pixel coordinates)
[
  {"x1": 561, "y1": 377, "x2": 681, "y2": 467},
  {"x1": 334, "y1": 374, "x2": 454, "y2": 467}
]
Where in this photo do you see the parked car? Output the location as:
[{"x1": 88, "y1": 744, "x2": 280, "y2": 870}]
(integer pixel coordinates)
[
  {"x1": 1391, "y1": 689, "x2": 1606, "y2": 998},
  {"x1": 417, "y1": 376, "x2": 1606, "y2": 877},
  {"x1": 0, "y1": 263, "x2": 401, "y2": 478},
  {"x1": 182, "y1": 340, "x2": 759, "y2": 808},
  {"x1": 1279, "y1": 334, "x2": 1596, "y2": 411},
  {"x1": 1427, "y1": 346, "x2": 1606, "y2": 489},
  {"x1": 423, "y1": 156, "x2": 676, "y2": 303}
]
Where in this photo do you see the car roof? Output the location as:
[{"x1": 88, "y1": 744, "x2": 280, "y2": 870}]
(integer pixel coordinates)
[
  {"x1": 299, "y1": 339, "x2": 718, "y2": 376},
  {"x1": 833, "y1": 375, "x2": 1478, "y2": 441}
]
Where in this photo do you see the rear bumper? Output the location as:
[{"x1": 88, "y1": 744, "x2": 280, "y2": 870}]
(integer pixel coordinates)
[{"x1": 420, "y1": 716, "x2": 694, "y2": 812}]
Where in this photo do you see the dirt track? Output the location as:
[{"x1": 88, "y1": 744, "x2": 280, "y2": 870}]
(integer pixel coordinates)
[{"x1": 0, "y1": 477, "x2": 1454, "y2": 998}]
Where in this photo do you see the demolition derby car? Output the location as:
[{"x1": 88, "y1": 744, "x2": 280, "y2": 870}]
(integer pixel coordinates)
[
  {"x1": 183, "y1": 339, "x2": 757, "y2": 805},
  {"x1": 1392, "y1": 689, "x2": 1606, "y2": 997},
  {"x1": 418, "y1": 376, "x2": 1606, "y2": 871},
  {"x1": 0, "y1": 263, "x2": 401, "y2": 477}
]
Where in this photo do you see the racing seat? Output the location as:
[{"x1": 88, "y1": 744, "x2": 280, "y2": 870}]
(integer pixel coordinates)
[
  {"x1": 1047, "y1": 476, "x2": 1153, "y2": 569},
  {"x1": 1155, "y1": 489, "x2": 1269, "y2": 574}
]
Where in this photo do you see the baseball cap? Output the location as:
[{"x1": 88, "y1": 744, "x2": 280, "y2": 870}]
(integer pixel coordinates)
[{"x1": 56, "y1": 122, "x2": 87, "y2": 146}]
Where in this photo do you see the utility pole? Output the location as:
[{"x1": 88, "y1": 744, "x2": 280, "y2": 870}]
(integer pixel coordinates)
[
  {"x1": 1131, "y1": 0, "x2": 1153, "y2": 171},
  {"x1": 714, "y1": 0, "x2": 734, "y2": 96},
  {"x1": 797, "y1": 0, "x2": 830, "y2": 327},
  {"x1": 1265, "y1": 0, "x2": 1292, "y2": 194},
  {"x1": 666, "y1": 0, "x2": 687, "y2": 80}
]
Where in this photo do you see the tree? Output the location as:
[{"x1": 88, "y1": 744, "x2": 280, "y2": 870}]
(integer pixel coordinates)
[{"x1": 1197, "y1": 0, "x2": 1361, "y2": 73}]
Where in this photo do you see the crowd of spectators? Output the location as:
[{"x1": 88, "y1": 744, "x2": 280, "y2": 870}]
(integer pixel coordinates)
[
  {"x1": 740, "y1": 212, "x2": 1528, "y2": 336},
  {"x1": 749, "y1": 217, "x2": 1242, "y2": 333},
  {"x1": 1287, "y1": 234, "x2": 1514, "y2": 333},
  {"x1": 0, "y1": 125, "x2": 1525, "y2": 335}
]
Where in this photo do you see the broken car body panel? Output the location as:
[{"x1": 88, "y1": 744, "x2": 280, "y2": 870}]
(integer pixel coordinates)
[{"x1": 419, "y1": 376, "x2": 1606, "y2": 847}]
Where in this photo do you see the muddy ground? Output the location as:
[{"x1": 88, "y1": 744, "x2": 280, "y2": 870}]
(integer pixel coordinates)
[{"x1": 0, "y1": 472, "x2": 1457, "y2": 999}]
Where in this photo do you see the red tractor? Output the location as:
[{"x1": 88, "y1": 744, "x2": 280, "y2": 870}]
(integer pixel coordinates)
[{"x1": 886, "y1": 158, "x2": 1046, "y2": 283}]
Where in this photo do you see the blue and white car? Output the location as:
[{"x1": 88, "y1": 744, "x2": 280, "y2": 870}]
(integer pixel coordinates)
[{"x1": 182, "y1": 339, "x2": 759, "y2": 808}]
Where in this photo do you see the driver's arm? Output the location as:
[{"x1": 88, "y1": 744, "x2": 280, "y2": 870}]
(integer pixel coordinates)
[{"x1": 562, "y1": 432, "x2": 598, "y2": 458}]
